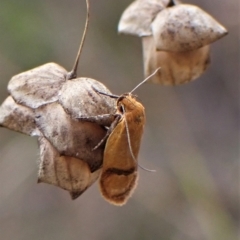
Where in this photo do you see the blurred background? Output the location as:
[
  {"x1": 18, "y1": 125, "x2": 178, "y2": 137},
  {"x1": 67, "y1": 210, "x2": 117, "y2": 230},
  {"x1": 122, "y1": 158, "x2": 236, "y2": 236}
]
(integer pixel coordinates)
[{"x1": 0, "y1": 0, "x2": 239, "y2": 239}]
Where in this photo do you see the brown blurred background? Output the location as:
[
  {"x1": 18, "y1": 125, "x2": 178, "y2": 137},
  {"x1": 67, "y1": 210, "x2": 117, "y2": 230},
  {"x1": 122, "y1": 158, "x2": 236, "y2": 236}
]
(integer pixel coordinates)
[{"x1": 0, "y1": 0, "x2": 239, "y2": 239}]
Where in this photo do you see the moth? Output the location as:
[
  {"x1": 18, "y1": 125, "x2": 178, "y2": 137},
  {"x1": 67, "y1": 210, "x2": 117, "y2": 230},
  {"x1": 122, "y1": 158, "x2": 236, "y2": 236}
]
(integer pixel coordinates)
[{"x1": 78, "y1": 69, "x2": 159, "y2": 206}]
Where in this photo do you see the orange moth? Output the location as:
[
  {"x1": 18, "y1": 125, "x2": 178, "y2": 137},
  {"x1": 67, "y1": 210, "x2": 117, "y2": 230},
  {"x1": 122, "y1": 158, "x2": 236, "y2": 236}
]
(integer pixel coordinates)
[
  {"x1": 99, "y1": 93, "x2": 145, "y2": 205},
  {"x1": 79, "y1": 68, "x2": 159, "y2": 206}
]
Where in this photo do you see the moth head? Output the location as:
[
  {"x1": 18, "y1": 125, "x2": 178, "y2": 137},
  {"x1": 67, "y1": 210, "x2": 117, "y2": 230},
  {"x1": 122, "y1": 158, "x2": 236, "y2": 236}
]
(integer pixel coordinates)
[{"x1": 117, "y1": 93, "x2": 139, "y2": 113}]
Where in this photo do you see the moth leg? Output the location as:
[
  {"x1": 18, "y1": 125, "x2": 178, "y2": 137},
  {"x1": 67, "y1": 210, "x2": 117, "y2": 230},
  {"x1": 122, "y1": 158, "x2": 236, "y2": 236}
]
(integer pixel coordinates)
[
  {"x1": 77, "y1": 114, "x2": 116, "y2": 127},
  {"x1": 92, "y1": 114, "x2": 121, "y2": 151},
  {"x1": 92, "y1": 86, "x2": 119, "y2": 99}
]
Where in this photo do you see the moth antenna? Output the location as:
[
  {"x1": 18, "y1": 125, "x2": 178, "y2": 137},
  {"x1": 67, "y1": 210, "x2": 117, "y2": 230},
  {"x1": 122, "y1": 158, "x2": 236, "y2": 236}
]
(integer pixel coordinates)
[
  {"x1": 67, "y1": 0, "x2": 90, "y2": 80},
  {"x1": 138, "y1": 164, "x2": 156, "y2": 172},
  {"x1": 130, "y1": 67, "x2": 161, "y2": 94},
  {"x1": 92, "y1": 86, "x2": 119, "y2": 99},
  {"x1": 121, "y1": 104, "x2": 156, "y2": 173}
]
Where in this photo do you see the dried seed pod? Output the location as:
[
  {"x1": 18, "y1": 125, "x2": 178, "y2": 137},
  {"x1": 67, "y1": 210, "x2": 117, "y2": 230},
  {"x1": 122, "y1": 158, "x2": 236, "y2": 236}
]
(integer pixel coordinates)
[
  {"x1": 118, "y1": 0, "x2": 227, "y2": 85},
  {"x1": 118, "y1": 0, "x2": 170, "y2": 36},
  {"x1": 142, "y1": 36, "x2": 210, "y2": 85},
  {"x1": 0, "y1": 61, "x2": 115, "y2": 197},
  {"x1": 35, "y1": 101, "x2": 109, "y2": 172},
  {"x1": 38, "y1": 137, "x2": 101, "y2": 199},
  {"x1": 59, "y1": 77, "x2": 115, "y2": 119},
  {"x1": 152, "y1": 4, "x2": 228, "y2": 52},
  {"x1": 0, "y1": 96, "x2": 40, "y2": 136},
  {"x1": 8, "y1": 63, "x2": 67, "y2": 109},
  {"x1": 0, "y1": 0, "x2": 119, "y2": 200}
]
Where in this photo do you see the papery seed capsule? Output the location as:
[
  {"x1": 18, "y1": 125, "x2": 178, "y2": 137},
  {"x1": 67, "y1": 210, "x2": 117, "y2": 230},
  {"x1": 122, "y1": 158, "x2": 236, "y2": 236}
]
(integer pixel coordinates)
[
  {"x1": 142, "y1": 36, "x2": 210, "y2": 85},
  {"x1": 38, "y1": 137, "x2": 101, "y2": 199},
  {"x1": 59, "y1": 77, "x2": 115, "y2": 119},
  {"x1": 118, "y1": 0, "x2": 169, "y2": 36},
  {"x1": 8, "y1": 63, "x2": 67, "y2": 109},
  {"x1": 151, "y1": 4, "x2": 228, "y2": 52},
  {"x1": 35, "y1": 101, "x2": 110, "y2": 172},
  {"x1": 0, "y1": 96, "x2": 40, "y2": 136}
]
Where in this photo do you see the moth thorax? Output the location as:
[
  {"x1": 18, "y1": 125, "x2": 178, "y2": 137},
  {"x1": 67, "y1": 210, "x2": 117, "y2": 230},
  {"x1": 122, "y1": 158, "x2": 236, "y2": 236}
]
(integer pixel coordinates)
[{"x1": 118, "y1": 95, "x2": 138, "y2": 112}]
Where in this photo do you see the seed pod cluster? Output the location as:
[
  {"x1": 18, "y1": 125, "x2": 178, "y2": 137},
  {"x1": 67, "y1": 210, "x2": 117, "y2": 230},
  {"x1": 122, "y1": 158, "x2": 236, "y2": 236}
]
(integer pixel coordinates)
[
  {"x1": 0, "y1": 58, "x2": 159, "y2": 205},
  {"x1": 0, "y1": 0, "x2": 228, "y2": 206},
  {"x1": 118, "y1": 0, "x2": 228, "y2": 85},
  {"x1": 0, "y1": 62, "x2": 115, "y2": 199}
]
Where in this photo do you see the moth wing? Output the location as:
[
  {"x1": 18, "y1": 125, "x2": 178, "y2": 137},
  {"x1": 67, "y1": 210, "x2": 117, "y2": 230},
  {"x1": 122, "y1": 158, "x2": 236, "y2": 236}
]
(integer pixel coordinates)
[
  {"x1": 8, "y1": 63, "x2": 67, "y2": 109},
  {"x1": 0, "y1": 96, "x2": 40, "y2": 136},
  {"x1": 100, "y1": 97, "x2": 145, "y2": 206},
  {"x1": 100, "y1": 121, "x2": 138, "y2": 206}
]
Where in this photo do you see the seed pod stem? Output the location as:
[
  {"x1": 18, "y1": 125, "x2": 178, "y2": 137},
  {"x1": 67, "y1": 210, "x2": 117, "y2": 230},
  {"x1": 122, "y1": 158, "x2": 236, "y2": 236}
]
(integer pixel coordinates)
[{"x1": 67, "y1": 0, "x2": 90, "y2": 80}]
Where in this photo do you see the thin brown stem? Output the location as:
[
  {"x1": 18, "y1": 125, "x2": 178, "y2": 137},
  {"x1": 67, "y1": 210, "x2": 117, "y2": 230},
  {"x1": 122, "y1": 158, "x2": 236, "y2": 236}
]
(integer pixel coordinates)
[{"x1": 66, "y1": 0, "x2": 90, "y2": 80}]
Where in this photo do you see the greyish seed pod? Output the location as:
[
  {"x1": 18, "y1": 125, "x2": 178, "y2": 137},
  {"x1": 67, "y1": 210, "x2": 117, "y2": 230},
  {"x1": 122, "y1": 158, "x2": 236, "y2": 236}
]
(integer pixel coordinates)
[
  {"x1": 0, "y1": 0, "x2": 118, "y2": 200},
  {"x1": 118, "y1": 0, "x2": 227, "y2": 85},
  {"x1": 34, "y1": 74, "x2": 115, "y2": 196},
  {"x1": 0, "y1": 61, "x2": 116, "y2": 197},
  {"x1": 0, "y1": 62, "x2": 67, "y2": 135},
  {"x1": 59, "y1": 77, "x2": 115, "y2": 119},
  {"x1": 8, "y1": 63, "x2": 67, "y2": 109},
  {"x1": 118, "y1": 0, "x2": 170, "y2": 36},
  {"x1": 151, "y1": 4, "x2": 228, "y2": 52},
  {"x1": 142, "y1": 36, "x2": 210, "y2": 85},
  {"x1": 6, "y1": 63, "x2": 115, "y2": 168},
  {"x1": 38, "y1": 137, "x2": 101, "y2": 199},
  {"x1": 35, "y1": 101, "x2": 108, "y2": 172},
  {"x1": 0, "y1": 96, "x2": 40, "y2": 136}
]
